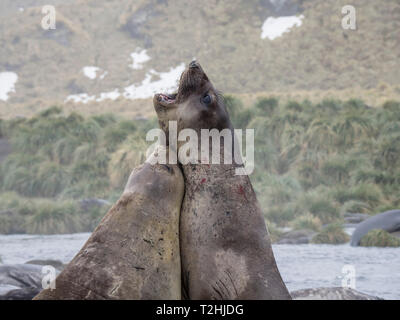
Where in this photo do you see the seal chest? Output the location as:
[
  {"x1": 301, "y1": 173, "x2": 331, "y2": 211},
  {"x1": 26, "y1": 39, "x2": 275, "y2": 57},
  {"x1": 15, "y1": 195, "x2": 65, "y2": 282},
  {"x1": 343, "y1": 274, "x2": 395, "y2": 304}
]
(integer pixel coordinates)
[{"x1": 168, "y1": 61, "x2": 292, "y2": 300}]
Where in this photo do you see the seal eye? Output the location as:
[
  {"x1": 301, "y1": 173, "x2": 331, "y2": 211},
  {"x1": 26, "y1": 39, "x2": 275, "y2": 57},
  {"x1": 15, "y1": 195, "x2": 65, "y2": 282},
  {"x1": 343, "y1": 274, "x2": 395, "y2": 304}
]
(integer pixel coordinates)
[{"x1": 202, "y1": 94, "x2": 212, "y2": 105}]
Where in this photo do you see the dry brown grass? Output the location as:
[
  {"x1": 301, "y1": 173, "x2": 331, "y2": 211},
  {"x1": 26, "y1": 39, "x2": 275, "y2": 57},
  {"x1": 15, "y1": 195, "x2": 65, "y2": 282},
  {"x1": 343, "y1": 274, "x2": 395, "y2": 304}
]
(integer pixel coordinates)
[{"x1": 0, "y1": 0, "x2": 399, "y2": 118}]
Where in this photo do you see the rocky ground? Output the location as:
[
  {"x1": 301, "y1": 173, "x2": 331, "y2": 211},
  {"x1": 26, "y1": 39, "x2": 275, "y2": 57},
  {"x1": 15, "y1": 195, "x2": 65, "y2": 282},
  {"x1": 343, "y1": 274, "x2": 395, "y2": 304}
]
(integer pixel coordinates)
[
  {"x1": 0, "y1": 262, "x2": 383, "y2": 300},
  {"x1": 0, "y1": 261, "x2": 62, "y2": 300},
  {"x1": 275, "y1": 213, "x2": 369, "y2": 245},
  {"x1": 290, "y1": 287, "x2": 382, "y2": 300},
  {"x1": 275, "y1": 212, "x2": 400, "y2": 246}
]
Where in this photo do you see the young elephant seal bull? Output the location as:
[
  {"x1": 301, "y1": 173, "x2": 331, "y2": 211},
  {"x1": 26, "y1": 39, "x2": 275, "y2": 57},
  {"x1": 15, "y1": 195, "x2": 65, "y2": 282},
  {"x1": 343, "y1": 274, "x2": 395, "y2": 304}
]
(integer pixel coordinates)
[
  {"x1": 156, "y1": 61, "x2": 291, "y2": 300},
  {"x1": 34, "y1": 147, "x2": 184, "y2": 300}
]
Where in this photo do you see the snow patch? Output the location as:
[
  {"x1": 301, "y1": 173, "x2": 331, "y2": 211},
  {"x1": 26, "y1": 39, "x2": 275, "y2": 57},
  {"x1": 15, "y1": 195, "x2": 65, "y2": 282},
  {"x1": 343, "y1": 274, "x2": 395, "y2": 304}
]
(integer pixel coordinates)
[
  {"x1": 82, "y1": 66, "x2": 100, "y2": 80},
  {"x1": 65, "y1": 93, "x2": 96, "y2": 104},
  {"x1": 96, "y1": 89, "x2": 121, "y2": 102},
  {"x1": 261, "y1": 15, "x2": 304, "y2": 40},
  {"x1": 99, "y1": 71, "x2": 108, "y2": 80},
  {"x1": 0, "y1": 72, "x2": 18, "y2": 101},
  {"x1": 129, "y1": 49, "x2": 151, "y2": 70},
  {"x1": 123, "y1": 63, "x2": 185, "y2": 100},
  {"x1": 65, "y1": 63, "x2": 185, "y2": 104}
]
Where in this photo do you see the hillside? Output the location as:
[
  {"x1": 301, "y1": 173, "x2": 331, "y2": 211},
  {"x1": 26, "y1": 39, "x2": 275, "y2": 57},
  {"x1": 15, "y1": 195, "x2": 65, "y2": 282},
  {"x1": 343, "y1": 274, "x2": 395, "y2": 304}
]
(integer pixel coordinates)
[{"x1": 0, "y1": 0, "x2": 399, "y2": 118}]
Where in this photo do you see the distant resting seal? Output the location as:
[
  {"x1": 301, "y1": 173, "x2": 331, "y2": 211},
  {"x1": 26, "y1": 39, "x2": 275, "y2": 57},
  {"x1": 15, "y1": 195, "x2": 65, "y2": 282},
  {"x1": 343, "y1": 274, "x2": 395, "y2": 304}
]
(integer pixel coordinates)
[
  {"x1": 155, "y1": 61, "x2": 291, "y2": 300},
  {"x1": 0, "y1": 264, "x2": 46, "y2": 296},
  {"x1": 34, "y1": 147, "x2": 184, "y2": 300},
  {"x1": 350, "y1": 210, "x2": 400, "y2": 246}
]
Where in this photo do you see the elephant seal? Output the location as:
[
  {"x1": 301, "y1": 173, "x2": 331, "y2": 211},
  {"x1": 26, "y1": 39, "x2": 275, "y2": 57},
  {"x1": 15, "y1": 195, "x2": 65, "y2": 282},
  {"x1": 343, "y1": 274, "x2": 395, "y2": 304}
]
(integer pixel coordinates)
[
  {"x1": 155, "y1": 61, "x2": 291, "y2": 300},
  {"x1": 350, "y1": 210, "x2": 400, "y2": 246},
  {"x1": 34, "y1": 146, "x2": 184, "y2": 300},
  {"x1": 0, "y1": 264, "x2": 47, "y2": 300}
]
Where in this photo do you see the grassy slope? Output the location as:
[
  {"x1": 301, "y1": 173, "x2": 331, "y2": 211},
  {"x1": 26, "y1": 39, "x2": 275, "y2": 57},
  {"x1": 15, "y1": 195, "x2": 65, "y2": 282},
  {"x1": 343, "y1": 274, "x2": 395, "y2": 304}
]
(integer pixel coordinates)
[
  {"x1": 0, "y1": 0, "x2": 399, "y2": 118},
  {"x1": 1, "y1": 97, "x2": 400, "y2": 236}
]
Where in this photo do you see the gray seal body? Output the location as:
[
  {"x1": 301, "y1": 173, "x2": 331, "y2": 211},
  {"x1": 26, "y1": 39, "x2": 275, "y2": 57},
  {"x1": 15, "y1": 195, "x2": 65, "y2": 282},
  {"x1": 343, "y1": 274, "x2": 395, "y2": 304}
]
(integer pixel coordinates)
[{"x1": 351, "y1": 210, "x2": 400, "y2": 246}]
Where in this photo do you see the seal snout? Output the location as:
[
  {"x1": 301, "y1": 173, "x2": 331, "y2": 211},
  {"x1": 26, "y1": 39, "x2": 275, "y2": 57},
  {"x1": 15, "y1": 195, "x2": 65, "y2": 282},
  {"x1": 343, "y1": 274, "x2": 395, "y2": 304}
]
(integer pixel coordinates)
[
  {"x1": 189, "y1": 60, "x2": 200, "y2": 69},
  {"x1": 174, "y1": 60, "x2": 210, "y2": 104}
]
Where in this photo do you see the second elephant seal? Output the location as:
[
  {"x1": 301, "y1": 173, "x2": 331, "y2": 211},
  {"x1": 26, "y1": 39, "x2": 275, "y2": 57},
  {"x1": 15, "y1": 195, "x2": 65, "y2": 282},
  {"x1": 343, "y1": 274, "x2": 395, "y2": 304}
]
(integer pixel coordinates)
[
  {"x1": 155, "y1": 61, "x2": 291, "y2": 300},
  {"x1": 34, "y1": 146, "x2": 184, "y2": 300}
]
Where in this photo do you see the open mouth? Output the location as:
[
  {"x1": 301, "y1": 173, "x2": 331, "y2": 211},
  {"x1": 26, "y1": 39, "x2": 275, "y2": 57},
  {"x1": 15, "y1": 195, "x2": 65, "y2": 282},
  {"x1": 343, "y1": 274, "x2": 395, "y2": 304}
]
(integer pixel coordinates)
[{"x1": 157, "y1": 93, "x2": 177, "y2": 104}]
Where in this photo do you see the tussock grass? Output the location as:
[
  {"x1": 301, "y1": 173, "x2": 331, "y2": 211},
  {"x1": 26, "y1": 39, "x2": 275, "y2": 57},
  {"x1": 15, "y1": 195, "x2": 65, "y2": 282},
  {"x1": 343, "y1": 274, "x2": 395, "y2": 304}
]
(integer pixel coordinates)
[
  {"x1": 359, "y1": 229, "x2": 400, "y2": 248},
  {"x1": 311, "y1": 223, "x2": 350, "y2": 245},
  {"x1": 244, "y1": 96, "x2": 400, "y2": 231},
  {"x1": 0, "y1": 108, "x2": 146, "y2": 233},
  {"x1": 0, "y1": 192, "x2": 111, "y2": 234},
  {"x1": 25, "y1": 200, "x2": 82, "y2": 235},
  {"x1": 265, "y1": 219, "x2": 283, "y2": 244},
  {"x1": 1, "y1": 96, "x2": 400, "y2": 235},
  {"x1": 290, "y1": 213, "x2": 322, "y2": 232},
  {"x1": 108, "y1": 137, "x2": 148, "y2": 188}
]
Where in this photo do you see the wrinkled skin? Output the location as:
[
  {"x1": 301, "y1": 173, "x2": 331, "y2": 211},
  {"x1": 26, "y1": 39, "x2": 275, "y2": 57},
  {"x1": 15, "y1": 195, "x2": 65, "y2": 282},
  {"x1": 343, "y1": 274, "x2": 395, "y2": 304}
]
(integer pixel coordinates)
[
  {"x1": 155, "y1": 61, "x2": 291, "y2": 300},
  {"x1": 34, "y1": 148, "x2": 184, "y2": 300}
]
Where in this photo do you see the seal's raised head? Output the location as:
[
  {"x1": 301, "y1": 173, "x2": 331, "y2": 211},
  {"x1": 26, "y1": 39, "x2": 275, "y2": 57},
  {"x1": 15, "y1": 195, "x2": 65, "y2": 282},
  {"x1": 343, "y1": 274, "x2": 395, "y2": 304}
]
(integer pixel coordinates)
[
  {"x1": 176, "y1": 61, "x2": 231, "y2": 132},
  {"x1": 153, "y1": 92, "x2": 178, "y2": 142},
  {"x1": 153, "y1": 61, "x2": 231, "y2": 134},
  {"x1": 176, "y1": 61, "x2": 210, "y2": 102}
]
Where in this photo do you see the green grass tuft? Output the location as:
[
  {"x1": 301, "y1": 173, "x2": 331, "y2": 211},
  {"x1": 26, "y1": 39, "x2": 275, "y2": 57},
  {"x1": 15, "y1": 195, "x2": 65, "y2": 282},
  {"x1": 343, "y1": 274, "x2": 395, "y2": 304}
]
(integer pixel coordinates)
[
  {"x1": 359, "y1": 229, "x2": 400, "y2": 247},
  {"x1": 290, "y1": 213, "x2": 322, "y2": 232},
  {"x1": 311, "y1": 223, "x2": 350, "y2": 244}
]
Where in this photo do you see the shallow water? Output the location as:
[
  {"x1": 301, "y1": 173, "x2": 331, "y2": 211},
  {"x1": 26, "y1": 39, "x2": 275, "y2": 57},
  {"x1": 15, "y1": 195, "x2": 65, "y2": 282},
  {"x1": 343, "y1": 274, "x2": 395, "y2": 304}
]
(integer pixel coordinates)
[{"x1": 0, "y1": 233, "x2": 399, "y2": 299}]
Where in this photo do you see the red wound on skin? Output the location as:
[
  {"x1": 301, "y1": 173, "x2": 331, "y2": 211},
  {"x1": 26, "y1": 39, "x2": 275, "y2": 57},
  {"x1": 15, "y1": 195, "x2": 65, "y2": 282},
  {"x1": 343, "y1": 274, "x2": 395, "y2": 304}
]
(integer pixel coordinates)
[
  {"x1": 237, "y1": 185, "x2": 248, "y2": 201},
  {"x1": 201, "y1": 178, "x2": 206, "y2": 184}
]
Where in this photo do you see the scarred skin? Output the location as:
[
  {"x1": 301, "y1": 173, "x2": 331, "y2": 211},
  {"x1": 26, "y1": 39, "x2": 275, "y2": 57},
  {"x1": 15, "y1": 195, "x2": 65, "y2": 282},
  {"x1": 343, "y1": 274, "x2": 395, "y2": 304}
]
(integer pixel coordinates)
[
  {"x1": 33, "y1": 147, "x2": 184, "y2": 300},
  {"x1": 156, "y1": 61, "x2": 292, "y2": 300}
]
